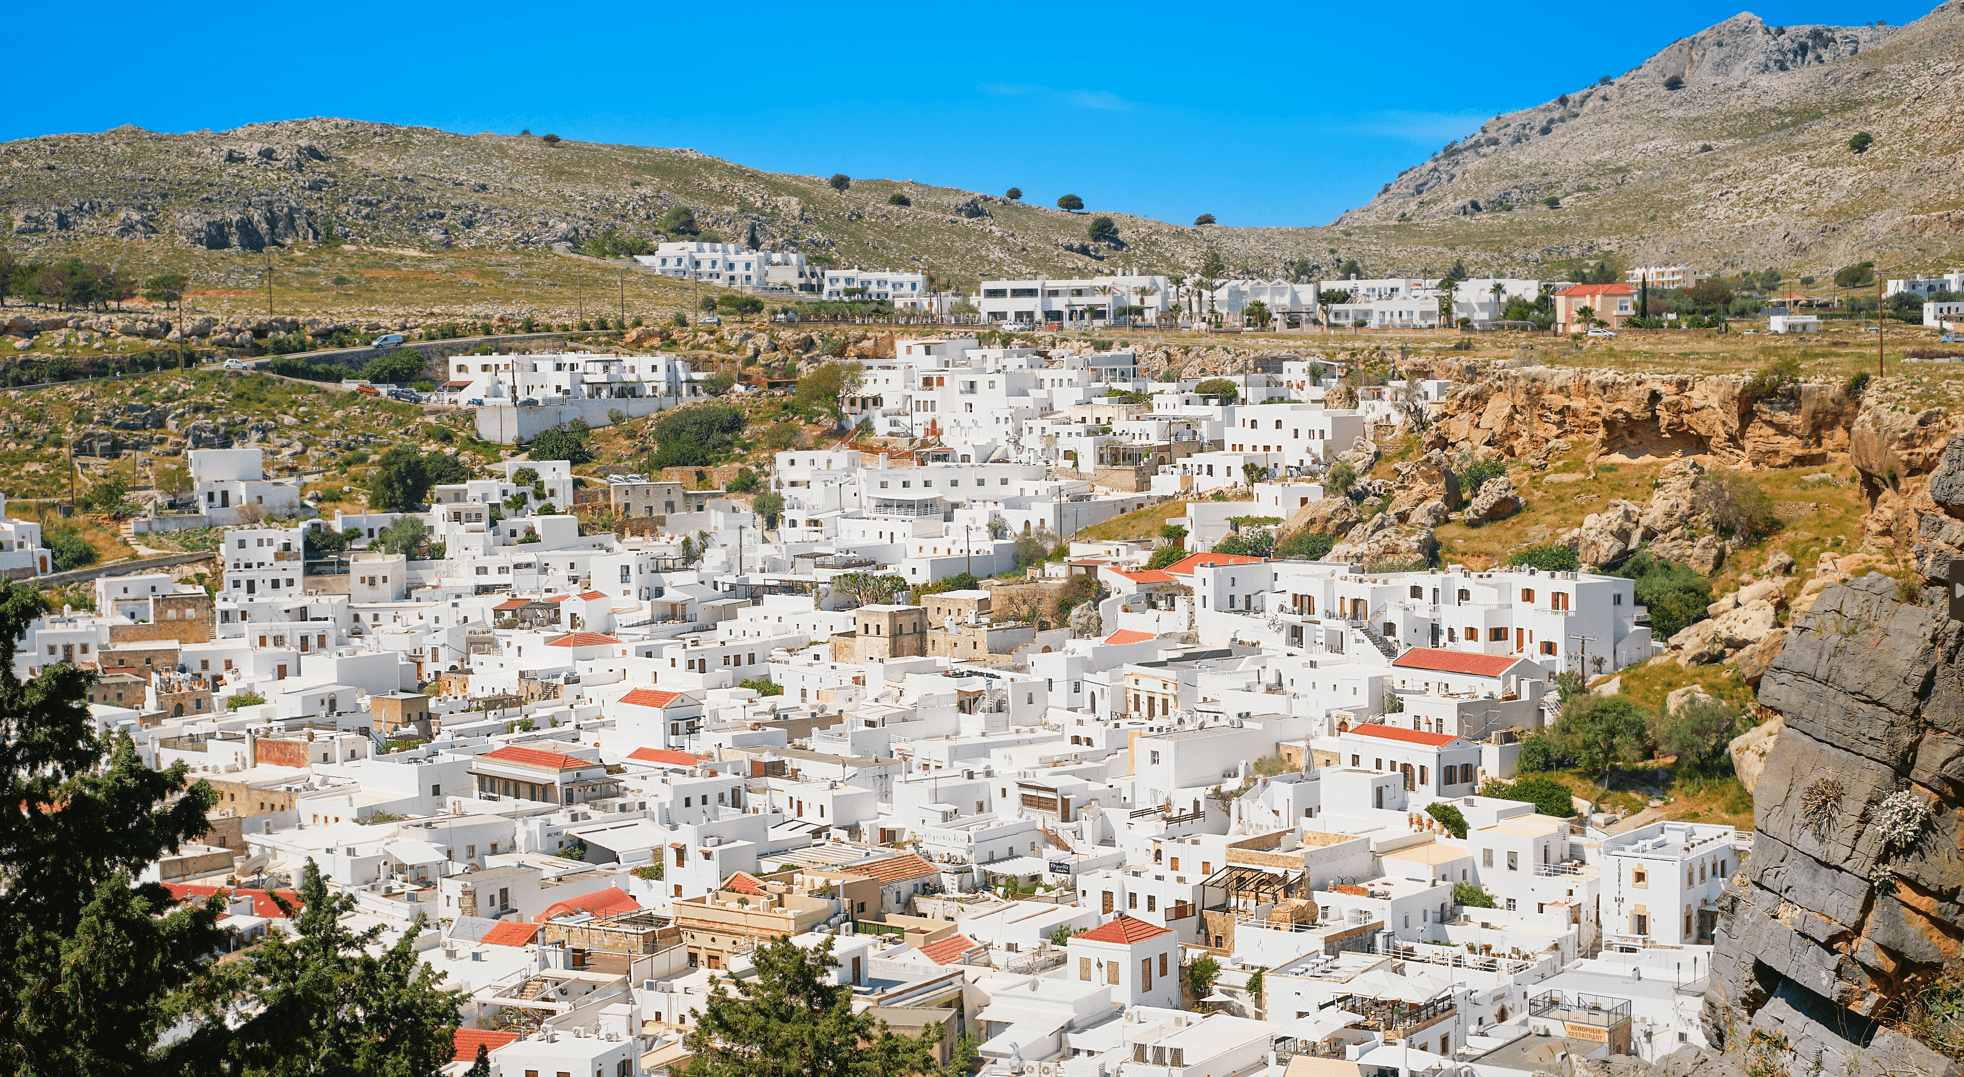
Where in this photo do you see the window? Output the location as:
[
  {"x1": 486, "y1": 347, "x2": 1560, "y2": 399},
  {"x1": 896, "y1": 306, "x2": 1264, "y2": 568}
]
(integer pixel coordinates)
[
  {"x1": 1482, "y1": 849, "x2": 1493, "y2": 868},
  {"x1": 1521, "y1": 588, "x2": 1535, "y2": 603},
  {"x1": 1633, "y1": 866, "x2": 1648, "y2": 888},
  {"x1": 1146, "y1": 895, "x2": 1157, "y2": 911},
  {"x1": 1141, "y1": 958, "x2": 1152, "y2": 990},
  {"x1": 1128, "y1": 893, "x2": 1137, "y2": 909},
  {"x1": 1107, "y1": 962, "x2": 1119, "y2": 984},
  {"x1": 1507, "y1": 851, "x2": 1518, "y2": 871},
  {"x1": 1080, "y1": 957, "x2": 1092, "y2": 980},
  {"x1": 1489, "y1": 627, "x2": 1508, "y2": 642},
  {"x1": 1541, "y1": 641, "x2": 1556, "y2": 655}
]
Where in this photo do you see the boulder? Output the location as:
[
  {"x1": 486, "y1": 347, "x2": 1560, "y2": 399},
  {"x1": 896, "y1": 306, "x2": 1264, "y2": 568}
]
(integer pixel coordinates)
[
  {"x1": 1390, "y1": 449, "x2": 1461, "y2": 513},
  {"x1": 1562, "y1": 499, "x2": 1643, "y2": 567},
  {"x1": 1764, "y1": 550, "x2": 1795, "y2": 576},
  {"x1": 1285, "y1": 496, "x2": 1361, "y2": 537},
  {"x1": 1668, "y1": 618, "x2": 1726, "y2": 664},
  {"x1": 1409, "y1": 499, "x2": 1450, "y2": 528},
  {"x1": 1726, "y1": 714, "x2": 1783, "y2": 794},
  {"x1": 1688, "y1": 534, "x2": 1727, "y2": 575},
  {"x1": 1732, "y1": 627, "x2": 1788, "y2": 688},
  {"x1": 622, "y1": 326, "x2": 663, "y2": 346},
  {"x1": 1328, "y1": 521, "x2": 1437, "y2": 569},
  {"x1": 1665, "y1": 684, "x2": 1718, "y2": 715},
  {"x1": 1710, "y1": 599, "x2": 1778, "y2": 651},
  {"x1": 1464, "y1": 475, "x2": 1522, "y2": 525}
]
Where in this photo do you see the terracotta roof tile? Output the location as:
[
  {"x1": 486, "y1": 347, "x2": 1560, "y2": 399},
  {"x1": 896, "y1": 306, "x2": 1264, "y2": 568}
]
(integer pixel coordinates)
[
  {"x1": 918, "y1": 933, "x2": 982, "y2": 965},
  {"x1": 481, "y1": 745, "x2": 592, "y2": 770},
  {"x1": 1075, "y1": 914, "x2": 1171, "y2": 945},
  {"x1": 1555, "y1": 283, "x2": 1634, "y2": 297},
  {"x1": 1391, "y1": 648, "x2": 1524, "y2": 677},
  {"x1": 546, "y1": 631, "x2": 619, "y2": 647},
  {"x1": 619, "y1": 688, "x2": 687, "y2": 709},
  {"x1": 492, "y1": 599, "x2": 529, "y2": 611},
  {"x1": 1103, "y1": 629, "x2": 1158, "y2": 646},
  {"x1": 1345, "y1": 723, "x2": 1459, "y2": 748},
  {"x1": 723, "y1": 871, "x2": 767, "y2": 895},
  {"x1": 1163, "y1": 552, "x2": 1264, "y2": 575},
  {"x1": 1110, "y1": 568, "x2": 1175, "y2": 584},
  {"x1": 452, "y1": 1028, "x2": 519, "y2": 1063},
  {"x1": 481, "y1": 920, "x2": 540, "y2": 947},
  {"x1": 627, "y1": 747, "x2": 703, "y2": 766},
  {"x1": 163, "y1": 883, "x2": 302, "y2": 919},
  {"x1": 845, "y1": 853, "x2": 938, "y2": 884},
  {"x1": 577, "y1": 591, "x2": 607, "y2": 600},
  {"x1": 534, "y1": 886, "x2": 639, "y2": 923}
]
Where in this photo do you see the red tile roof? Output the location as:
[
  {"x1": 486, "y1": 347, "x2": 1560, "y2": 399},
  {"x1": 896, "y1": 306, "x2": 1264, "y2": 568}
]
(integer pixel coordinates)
[
  {"x1": 577, "y1": 591, "x2": 606, "y2": 600},
  {"x1": 619, "y1": 688, "x2": 688, "y2": 709},
  {"x1": 1345, "y1": 723, "x2": 1459, "y2": 748},
  {"x1": 481, "y1": 745, "x2": 592, "y2": 771},
  {"x1": 534, "y1": 885, "x2": 640, "y2": 923},
  {"x1": 546, "y1": 631, "x2": 619, "y2": 647},
  {"x1": 1555, "y1": 283, "x2": 1634, "y2": 297},
  {"x1": 492, "y1": 599, "x2": 529, "y2": 611},
  {"x1": 918, "y1": 933, "x2": 982, "y2": 966},
  {"x1": 546, "y1": 595, "x2": 573, "y2": 603},
  {"x1": 723, "y1": 871, "x2": 768, "y2": 895},
  {"x1": 1110, "y1": 568, "x2": 1175, "y2": 584},
  {"x1": 1103, "y1": 629, "x2": 1158, "y2": 646},
  {"x1": 627, "y1": 746, "x2": 703, "y2": 766},
  {"x1": 1163, "y1": 552, "x2": 1265, "y2": 575},
  {"x1": 1076, "y1": 915, "x2": 1171, "y2": 945},
  {"x1": 164, "y1": 883, "x2": 302, "y2": 919},
  {"x1": 452, "y1": 1028, "x2": 519, "y2": 1063},
  {"x1": 1391, "y1": 648, "x2": 1524, "y2": 677},
  {"x1": 481, "y1": 920, "x2": 540, "y2": 947},
  {"x1": 847, "y1": 854, "x2": 939, "y2": 884}
]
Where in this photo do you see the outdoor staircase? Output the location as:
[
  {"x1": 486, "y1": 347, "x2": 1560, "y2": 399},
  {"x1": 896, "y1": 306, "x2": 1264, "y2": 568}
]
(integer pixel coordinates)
[{"x1": 1359, "y1": 626, "x2": 1400, "y2": 660}]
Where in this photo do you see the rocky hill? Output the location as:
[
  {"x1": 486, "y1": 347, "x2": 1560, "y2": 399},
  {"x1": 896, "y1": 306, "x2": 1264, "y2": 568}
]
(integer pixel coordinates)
[
  {"x1": 0, "y1": 119, "x2": 1333, "y2": 285},
  {"x1": 7, "y1": 3, "x2": 1964, "y2": 287},
  {"x1": 1337, "y1": 2, "x2": 1964, "y2": 275}
]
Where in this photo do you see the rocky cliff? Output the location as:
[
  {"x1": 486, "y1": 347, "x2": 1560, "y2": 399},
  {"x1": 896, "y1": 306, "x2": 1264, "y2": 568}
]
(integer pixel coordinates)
[{"x1": 1702, "y1": 573, "x2": 1964, "y2": 1077}]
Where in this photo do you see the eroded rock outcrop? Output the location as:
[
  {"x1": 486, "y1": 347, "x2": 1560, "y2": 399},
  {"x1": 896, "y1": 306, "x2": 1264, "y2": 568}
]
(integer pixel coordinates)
[{"x1": 1703, "y1": 574, "x2": 1964, "y2": 1077}]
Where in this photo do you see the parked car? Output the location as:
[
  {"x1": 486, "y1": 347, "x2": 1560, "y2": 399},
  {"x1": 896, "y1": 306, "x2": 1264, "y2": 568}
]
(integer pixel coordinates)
[
  {"x1": 1941, "y1": 333, "x2": 1963, "y2": 343},
  {"x1": 697, "y1": 313, "x2": 722, "y2": 325},
  {"x1": 372, "y1": 333, "x2": 405, "y2": 348},
  {"x1": 354, "y1": 384, "x2": 381, "y2": 396},
  {"x1": 1585, "y1": 328, "x2": 1617, "y2": 338},
  {"x1": 223, "y1": 358, "x2": 252, "y2": 371},
  {"x1": 1001, "y1": 321, "x2": 1033, "y2": 332},
  {"x1": 1865, "y1": 327, "x2": 1881, "y2": 333},
  {"x1": 386, "y1": 388, "x2": 421, "y2": 403}
]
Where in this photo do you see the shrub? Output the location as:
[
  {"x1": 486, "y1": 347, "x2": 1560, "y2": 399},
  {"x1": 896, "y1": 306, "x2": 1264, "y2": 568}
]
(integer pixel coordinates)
[
  {"x1": 227, "y1": 691, "x2": 268, "y2": 710},
  {"x1": 1056, "y1": 194, "x2": 1085, "y2": 211},
  {"x1": 1425, "y1": 802, "x2": 1468, "y2": 838},
  {"x1": 887, "y1": 192, "x2": 911, "y2": 206},
  {"x1": 1453, "y1": 882, "x2": 1497, "y2": 908},
  {"x1": 1845, "y1": 371, "x2": 1872, "y2": 398},
  {"x1": 1213, "y1": 529, "x2": 1274, "y2": 557},
  {"x1": 1087, "y1": 216, "x2": 1119, "y2": 245},
  {"x1": 1193, "y1": 213, "x2": 1216, "y2": 226},
  {"x1": 1005, "y1": 187, "x2": 1022, "y2": 200},
  {"x1": 47, "y1": 529, "x2": 96, "y2": 572},
  {"x1": 1693, "y1": 471, "x2": 1781, "y2": 542},
  {"x1": 1193, "y1": 378, "x2": 1238, "y2": 404},
  {"x1": 1324, "y1": 462, "x2": 1357, "y2": 496},
  {"x1": 632, "y1": 863, "x2": 665, "y2": 881},
  {"x1": 1651, "y1": 700, "x2": 1744, "y2": 777},
  {"x1": 1481, "y1": 774, "x2": 1578, "y2": 817},
  {"x1": 1611, "y1": 552, "x2": 1714, "y2": 640},
  {"x1": 727, "y1": 468, "x2": 760, "y2": 493},
  {"x1": 1663, "y1": 74, "x2": 1684, "y2": 90},
  {"x1": 1458, "y1": 456, "x2": 1506, "y2": 497},
  {"x1": 650, "y1": 405, "x2": 747, "y2": 467},
  {"x1": 1145, "y1": 546, "x2": 1185, "y2": 570},
  {"x1": 1507, "y1": 544, "x2": 1580, "y2": 571},
  {"x1": 739, "y1": 676, "x2": 783, "y2": 697},
  {"x1": 528, "y1": 420, "x2": 593, "y2": 465},
  {"x1": 1848, "y1": 131, "x2": 1873, "y2": 154},
  {"x1": 828, "y1": 173, "x2": 850, "y2": 191},
  {"x1": 1274, "y1": 530, "x2": 1336, "y2": 561},
  {"x1": 1743, "y1": 355, "x2": 1801, "y2": 399}
]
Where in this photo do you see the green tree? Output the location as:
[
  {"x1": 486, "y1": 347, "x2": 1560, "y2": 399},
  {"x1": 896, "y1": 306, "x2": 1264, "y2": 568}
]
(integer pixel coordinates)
[
  {"x1": 1243, "y1": 300, "x2": 1271, "y2": 328},
  {"x1": 1481, "y1": 774, "x2": 1578, "y2": 817},
  {"x1": 764, "y1": 421, "x2": 805, "y2": 451},
  {"x1": 366, "y1": 445, "x2": 431, "y2": 513},
  {"x1": 1323, "y1": 462, "x2": 1357, "y2": 496},
  {"x1": 1610, "y1": 553, "x2": 1712, "y2": 640},
  {"x1": 1650, "y1": 699, "x2": 1744, "y2": 777},
  {"x1": 1453, "y1": 882, "x2": 1498, "y2": 908},
  {"x1": 1193, "y1": 213, "x2": 1216, "y2": 226},
  {"x1": 1193, "y1": 378, "x2": 1238, "y2": 404},
  {"x1": 1056, "y1": 194, "x2": 1084, "y2": 211},
  {"x1": 374, "y1": 516, "x2": 430, "y2": 557},
  {"x1": 1005, "y1": 187, "x2": 1022, "y2": 200},
  {"x1": 739, "y1": 677, "x2": 783, "y2": 697},
  {"x1": 1087, "y1": 216, "x2": 1119, "y2": 245},
  {"x1": 1186, "y1": 955, "x2": 1221, "y2": 1005},
  {"x1": 1273, "y1": 530, "x2": 1335, "y2": 560},
  {"x1": 218, "y1": 860, "x2": 461, "y2": 1077},
  {"x1": 888, "y1": 192, "x2": 911, "y2": 207},
  {"x1": 1693, "y1": 471, "x2": 1780, "y2": 542},
  {"x1": 361, "y1": 350, "x2": 425, "y2": 385},
  {"x1": 424, "y1": 453, "x2": 469, "y2": 488},
  {"x1": 832, "y1": 572, "x2": 909, "y2": 607},
  {"x1": 753, "y1": 492, "x2": 784, "y2": 529},
  {"x1": 681, "y1": 935, "x2": 946, "y2": 1077},
  {"x1": 85, "y1": 473, "x2": 130, "y2": 513},
  {"x1": 659, "y1": 206, "x2": 701, "y2": 237},
  {"x1": 1848, "y1": 131, "x2": 1873, "y2": 153},
  {"x1": 528, "y1": 420, "x2": 594, "y2": 465},
  {"x1": 0, "y1": 580, "x2": 235, "y2": 1076},
  {"x1": 1425, "y1": 802, "x2": 1469, "y2": 838},
  {"x1": 796, "y1": 361, "x2": 864, "y2": 424},
  {"x1": 728, "y1": 468, "x2": 760, "y2": 493},
  {"x1": 142, "y1": 271, "x2": 189, "y2": 316},
  {"x1": 466, "y1": 1043, "x2": 491, "y2": 1077},
  {"x1": 1145, "y1": 546, "x2": 1185, "y2": 570},
  {"x1": 651, "y1": 405, "x2": 748, "y2": 467},
  {"x1": 1212, "y1": 530, "x2": 1275, "y2": 557},
  {"x1": 828, "y1": 174, "x2": 851, "y2": 192},
  {"x1": 1551, "y1": 694, "x2": 1651, "y2": 780}
]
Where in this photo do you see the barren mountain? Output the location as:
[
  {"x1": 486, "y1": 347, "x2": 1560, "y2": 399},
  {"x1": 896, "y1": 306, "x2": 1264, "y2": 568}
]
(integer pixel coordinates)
[
  {"x1": 1340, "y1": 1, "x2": 1964, "y2": 275},
  {"x1": 3, "y1": 1, "x2": 1963, "y2": 285}
]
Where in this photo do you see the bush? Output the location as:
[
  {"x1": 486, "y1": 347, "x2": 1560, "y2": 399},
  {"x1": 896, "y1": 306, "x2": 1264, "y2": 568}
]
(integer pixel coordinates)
[
  {"x1": 1145, "y1": 546, "x2": 1185, "y2": 570},
  {"x1": 1507, "y1": 544, "x2": 1580, "y2": 571},
  {"x1": 1274, "y1": 530, "x2": 1336, "y2": 561},
  {"x1": 752, "y1": 492, "x2": 783, "y2": 528},
  {"x1": 1324, "y1": 462, "x2": 1357, "y2": 496},
  {"x1": 1848, "y1": 131, "x2": 1873, "y2": 153},
  {"x1": 1056, "y1": 194, "x2": 1084, "y2": 211},
  {"x1": 1693, "y1": 470, "x2": 1781, "y2": 542},
  {"x1": 1481, "y1": 774, "x2": 1578, "y2": 817},
  {"x1": 1213, "y1": 529, "x2": 1274, "y2": 557},
  {"x1": 227, "y1": 691, "x2": 268, "y2": 710},
  {"x1": 887, "y1": 192, "x2": 910, "y2": 206},
  {"x1": 1453, "y1": 882, "x2": 1498, "y2": 908},
  {"x1": 528, "y1": 420, "x2": 593, "y2": 465},
  {"x1": 361, "y1": 350, "x2": 424, "y2": 385},
  {"x1": 1193, "y1": 378, "x2": 1238, "y2": 404},
  {"x1": 1005, "y1": 187, "x2": 1022, "y2": 200},
  {"x1": 828, "y1": 174, "x2": 850, "y2": 192},
  {"x1": 1844, "y1": 371, "x2": 1872, "y2": 398},
  {"x1": 1087, "y1": 216, "x2": 1119, "y2": 245},
  {"x1": 632, "y1": 862, "x2": 664, "y2": 881},
  {"x1": 1650, "y1": 700, "x2": 1744, "y2": 777},
  {"x1": 739, "y1": 677, "x2": 783, "y2": 697},
  {"x1": 727, "y1": 468, "x2": 760, "y2": 493},
  {"x1": 1611, "y1": 552, "x2": 1713, "y2": 640},
  {"x1": 1743, "y1": 355, "x2": 1800, "y2": 399},
  {"x1": 1458, "y1": 456, "x2": 1506, "y2": 498},
  {"x1": 1549, "y1": 694, "x2": 1651, "y2": 776},
  {"x1": 1663, "y1": 74, "x2": 1684, "y2": 90},
  {"x1": 650, "y1": 405, "x2": 747, "y2": 467},
  {"x1": 47, "y1": 529, "x2": 96, "y2": 572},
  {"x1": 1193, "y1": 213, "x2": 1216, "y2": 226},
  {"x1": 1425, "y1": 802, "x2": 1468, "y2": 838}
]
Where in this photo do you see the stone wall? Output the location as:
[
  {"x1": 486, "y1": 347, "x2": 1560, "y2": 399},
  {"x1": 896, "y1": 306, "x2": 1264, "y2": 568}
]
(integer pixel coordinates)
[
  {"x1": 253, "y1": 737, "x2": 312, "y2": 769},
  {"x1": 1703, "y1": 574, "x2": 1964, "y2": 1077}
]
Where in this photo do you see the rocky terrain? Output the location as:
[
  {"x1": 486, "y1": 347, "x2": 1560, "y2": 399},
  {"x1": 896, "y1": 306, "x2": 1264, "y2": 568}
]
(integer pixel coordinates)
[
  {"x1": 5, "y1": 2, "x2": 1964, "y2": 290},
  {"x1": 1338, "y1": 2, "x2": 1964, "y2": 275}
]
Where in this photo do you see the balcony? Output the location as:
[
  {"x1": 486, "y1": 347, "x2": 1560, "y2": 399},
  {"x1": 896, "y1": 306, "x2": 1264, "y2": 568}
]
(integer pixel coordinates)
[{"x1": 1529, "y1": 990, "x2": 1631, "y2": 1029}]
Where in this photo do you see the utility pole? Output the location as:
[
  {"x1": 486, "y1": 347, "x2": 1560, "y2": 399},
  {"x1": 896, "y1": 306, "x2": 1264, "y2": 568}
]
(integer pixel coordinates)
[
  {"x1": 619, "y1": 264, "x2": 626, "y2": 325},
  {"x1": 265, "y1": 247, "x2": 274, "y2": 316},
  {"x1": 1878, "y1": 273, "x2": 1886, "y2": 378}
]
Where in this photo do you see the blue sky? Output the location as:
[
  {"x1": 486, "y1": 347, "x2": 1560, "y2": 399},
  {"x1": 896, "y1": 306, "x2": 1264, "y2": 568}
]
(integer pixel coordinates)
[{"x1": 5, "y1": 0, "x2": 1934, "y2": 227}]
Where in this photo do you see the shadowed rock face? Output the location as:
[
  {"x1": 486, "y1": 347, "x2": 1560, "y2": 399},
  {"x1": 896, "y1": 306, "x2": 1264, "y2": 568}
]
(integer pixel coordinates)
[{"x1": 1703, "y1": 573, "x2": 1964, "y2": 1077}]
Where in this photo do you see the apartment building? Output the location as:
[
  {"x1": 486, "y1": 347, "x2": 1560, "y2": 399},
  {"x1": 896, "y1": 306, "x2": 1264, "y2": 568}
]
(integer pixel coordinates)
[{"x1": 635, "y1": 242, "x2": 766, "y2": 287}]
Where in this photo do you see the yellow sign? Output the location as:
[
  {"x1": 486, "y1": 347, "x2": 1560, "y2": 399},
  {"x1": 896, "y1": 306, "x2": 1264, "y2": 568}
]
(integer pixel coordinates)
[{"x1": 1565, "y1": 1023, "x2": 1610, "y2": 1043}]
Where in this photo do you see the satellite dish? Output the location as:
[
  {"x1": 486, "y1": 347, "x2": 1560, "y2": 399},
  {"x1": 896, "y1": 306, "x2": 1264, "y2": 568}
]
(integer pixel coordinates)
[{"x1": 238, "y1": 852, "x2": 270, "y2": 877}]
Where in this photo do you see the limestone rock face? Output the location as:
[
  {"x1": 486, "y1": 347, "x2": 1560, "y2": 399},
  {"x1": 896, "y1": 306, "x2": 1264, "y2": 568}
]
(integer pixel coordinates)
[
  {"x1": 1704, "y1": 575, "x2": 1964, "y2": 1077},
  {"x1": 1560, "y1": 499, "x2": 1643, "y2": 567},
  {"x1": 1389, "y1": 449, "x2": 1462, "y2": 516},
  {"x1": 1284, "y1": 496, "x2": 1361, "y2": 538},
  {"x1": 1464, "y1": 475, "x2": 1523, "y2": 525},
  {"x1": 1727, "y1": 713, "x2": 1782, "y2": 794},
  {"x1": 1328, "y1": 515, "x2": 1437, "y2": 568}
]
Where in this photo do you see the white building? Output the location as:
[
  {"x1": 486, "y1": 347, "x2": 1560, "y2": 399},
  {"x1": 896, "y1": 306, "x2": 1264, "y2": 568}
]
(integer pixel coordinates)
[
  {"x1": 190, "y1": 448, "x2": 303, "y2": 527},
  {"x1": 1624, "y1": 265, "x2": 1705, "y2": 290},
  {"x1": 1885, "y1": 271, "x2": 1963, "y2": 298},
  {"x1": 822, "y1": 269, "x2": 927, "y2": 305},
  {"x1": 0, "y1": 495, "x2": 50, "y2": 577},
  {"x1": 1601, "y1": 821, "x2": 1739, "y2": 948},
  {"x1": 974, "y1": 274, "x2": 1176, "y2": 326},
  {"x1": 634, "y1": 242, "x2": 765, "y2": 288}
]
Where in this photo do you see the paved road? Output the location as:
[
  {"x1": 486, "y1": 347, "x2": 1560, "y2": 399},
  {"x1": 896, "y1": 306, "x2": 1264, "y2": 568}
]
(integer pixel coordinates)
[{"x1": 36, "y1": 550, "x2": 216, "y2": 589}]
